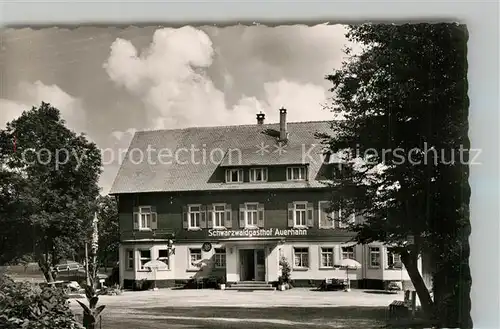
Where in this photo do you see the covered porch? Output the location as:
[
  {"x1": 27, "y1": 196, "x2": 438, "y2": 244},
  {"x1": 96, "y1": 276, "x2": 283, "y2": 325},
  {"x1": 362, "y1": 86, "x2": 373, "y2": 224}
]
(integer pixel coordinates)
[{"x1": 221, "y1": 237, "x2": 285, "y2": 284}]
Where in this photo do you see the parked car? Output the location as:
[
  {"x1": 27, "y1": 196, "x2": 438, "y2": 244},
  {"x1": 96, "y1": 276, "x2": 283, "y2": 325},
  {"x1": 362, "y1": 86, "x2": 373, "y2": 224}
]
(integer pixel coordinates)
[{"x1": 53, "y1": 261, "x2": 83, "y2": 273}]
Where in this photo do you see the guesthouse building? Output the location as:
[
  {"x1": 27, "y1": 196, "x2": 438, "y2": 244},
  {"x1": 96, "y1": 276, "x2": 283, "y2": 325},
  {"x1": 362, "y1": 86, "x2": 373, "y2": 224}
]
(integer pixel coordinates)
[{"x1": 109, "y1": 109, "x2": 421, "y2": 290}]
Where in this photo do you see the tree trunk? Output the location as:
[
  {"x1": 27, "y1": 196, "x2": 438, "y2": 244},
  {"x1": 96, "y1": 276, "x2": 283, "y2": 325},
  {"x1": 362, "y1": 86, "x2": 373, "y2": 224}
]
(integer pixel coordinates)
[
  {"x1": 401, "y1": 251, "x2": 435, "y2": 322},
  {"x1": 37, "y1": 257, "x2": 54, "y2": 282},
  {"x1": 36, "y1": 247, "x2": 54, "y2": 283}
]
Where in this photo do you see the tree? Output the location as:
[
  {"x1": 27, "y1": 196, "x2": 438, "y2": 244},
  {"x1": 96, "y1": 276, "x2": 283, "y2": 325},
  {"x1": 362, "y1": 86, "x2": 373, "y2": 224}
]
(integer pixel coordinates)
[
  {"x1": 0, "y1": 102, "x2": 102, "y2": 282},
  {"x1": 96, "y1": 195, "x2": 119, "y2": 270},
  {"x1": 320, "y1": 23, "x2": 470, "y2": 327},
  {"x1": 0, "y1": 169, "x2": 36, "y2": 265}
]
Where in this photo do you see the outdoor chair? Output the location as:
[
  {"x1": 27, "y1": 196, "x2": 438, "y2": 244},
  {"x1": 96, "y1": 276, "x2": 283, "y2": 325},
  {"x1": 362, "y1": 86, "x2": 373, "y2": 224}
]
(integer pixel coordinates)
[{"x1": 319, "y1": 278, "x2": 346, "y2": 291}]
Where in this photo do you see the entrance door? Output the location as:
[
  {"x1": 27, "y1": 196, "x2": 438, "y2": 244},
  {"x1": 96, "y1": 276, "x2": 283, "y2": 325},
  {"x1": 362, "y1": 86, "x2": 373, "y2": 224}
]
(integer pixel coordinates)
[
  {"x1": 239, "y1": 249, "x2": 255, "y2": 281},
  {"x1": 255, "y1": 249, "x2": 266, "y2": 281}
]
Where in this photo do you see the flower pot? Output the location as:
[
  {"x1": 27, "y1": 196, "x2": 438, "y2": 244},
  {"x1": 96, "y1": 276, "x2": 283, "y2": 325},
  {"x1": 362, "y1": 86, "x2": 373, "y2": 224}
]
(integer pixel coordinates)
[
  {"x1": 279, "y1": 284, "x2": 285, "y2": 291},
  {"x1": 219, "y1": 284, "x2": 226, "y2": 290}
]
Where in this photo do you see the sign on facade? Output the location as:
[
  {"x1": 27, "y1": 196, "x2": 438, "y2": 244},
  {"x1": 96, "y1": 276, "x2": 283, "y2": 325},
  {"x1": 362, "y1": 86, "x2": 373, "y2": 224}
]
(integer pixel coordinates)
[
  {"x1": 202, "y1": 242, "x2": 212, "y2": 252},
  {"x1": 208, "y1": 228, "x2": 308, "y2": 238}
]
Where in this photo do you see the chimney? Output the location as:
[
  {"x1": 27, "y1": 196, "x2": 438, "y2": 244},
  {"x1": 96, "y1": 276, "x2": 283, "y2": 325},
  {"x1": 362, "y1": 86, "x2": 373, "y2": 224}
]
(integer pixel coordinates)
[
  {"x1": 279, "y1": 107, "x2": 287, "y2": 141},
  {"x1": 256, "y1": 112, "x2": 265, "y2": 125}
]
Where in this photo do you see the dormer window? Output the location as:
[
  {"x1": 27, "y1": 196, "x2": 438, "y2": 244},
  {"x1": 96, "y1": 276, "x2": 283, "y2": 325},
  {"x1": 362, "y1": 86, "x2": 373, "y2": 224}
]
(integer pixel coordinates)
[
  {"x1": 287, "y1": 166, "x2": 306, "y2": 181},
  {"x1": 225, "y1": 168, "x2": 243, "y2": 183},
  {"x1": 249, "y1": 168, "x2": 268, "y2": 182}
]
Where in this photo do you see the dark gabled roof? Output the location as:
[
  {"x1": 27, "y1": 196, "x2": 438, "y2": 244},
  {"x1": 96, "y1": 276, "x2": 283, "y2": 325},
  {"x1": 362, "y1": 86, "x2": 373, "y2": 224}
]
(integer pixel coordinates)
[{"x1": 109, "y1": 120, "x2": 338, "y2": 194}]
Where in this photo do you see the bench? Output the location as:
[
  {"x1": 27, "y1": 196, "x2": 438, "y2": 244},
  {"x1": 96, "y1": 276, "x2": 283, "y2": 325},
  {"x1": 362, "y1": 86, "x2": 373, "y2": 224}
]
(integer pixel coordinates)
[{"x1": 389, "y1": 300, "x2": 409, "y2": 319}]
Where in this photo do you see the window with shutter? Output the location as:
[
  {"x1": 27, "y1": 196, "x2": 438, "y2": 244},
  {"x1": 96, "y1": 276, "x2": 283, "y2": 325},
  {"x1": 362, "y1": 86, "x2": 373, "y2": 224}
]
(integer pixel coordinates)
[
  {"x1": 212, "y1": 204, "x2": 226, "y2": 228},
  {"x1": 186, "y1": 205, "x2": 202, "y2": 229},
  {"x1": 134, "y1": 206, "x2": 157, "y2": 231},
  {"x1": 292, "y1": 202, "x2": 308, "y2": 227},
  {"x1": 243, "y1": 203, "x2": 259, "y2": 228}
]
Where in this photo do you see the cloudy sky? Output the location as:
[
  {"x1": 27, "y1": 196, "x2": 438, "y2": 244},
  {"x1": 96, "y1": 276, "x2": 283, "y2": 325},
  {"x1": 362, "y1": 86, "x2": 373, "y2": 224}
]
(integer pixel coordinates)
[{"x1": 0, "y1": 24, "x2": 356, "y2": 194}]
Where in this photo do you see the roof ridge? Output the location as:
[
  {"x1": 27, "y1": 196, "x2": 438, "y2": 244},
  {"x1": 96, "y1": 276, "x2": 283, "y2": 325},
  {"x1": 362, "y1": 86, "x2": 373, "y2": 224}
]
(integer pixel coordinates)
[{"x1": 135, "y1": 119, "x2": 336, "y2": 135}]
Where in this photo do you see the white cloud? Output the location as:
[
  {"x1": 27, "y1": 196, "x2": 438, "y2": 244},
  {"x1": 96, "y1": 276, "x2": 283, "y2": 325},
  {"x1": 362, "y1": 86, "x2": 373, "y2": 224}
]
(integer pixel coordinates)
[
  {"x1": 103, "y1": 26, "x2": 337, "y2": 130},
  {"x1": 0, "y1": 81, "x2": 86, "y2": 133},
  {"x1": 261, "y1": 80, "x2": 331, "y2": 122},
  {"x1": 0, "y1": 99, "x2": 26, "y2": 128}
]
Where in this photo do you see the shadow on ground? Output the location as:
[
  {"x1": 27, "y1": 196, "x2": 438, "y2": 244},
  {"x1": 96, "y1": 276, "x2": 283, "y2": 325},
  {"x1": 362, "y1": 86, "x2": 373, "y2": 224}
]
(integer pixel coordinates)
[
  {"x1": 117, "y1": 306, "x2": 388, "y2": 329},
  {"x1": 363, "y1": 290, "x2": 398, "y2": 295}
]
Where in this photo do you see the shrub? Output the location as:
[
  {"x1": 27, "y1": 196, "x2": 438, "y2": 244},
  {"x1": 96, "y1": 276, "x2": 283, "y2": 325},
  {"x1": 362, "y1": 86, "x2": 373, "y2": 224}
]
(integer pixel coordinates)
[
  {"x1": 104, "y1": 266, "x2": 119, "y2": 287},
  {"x1": 0, "y1": 274, "x2": 83, "y2": 329},
  {"x1": 133, "y1": 279, "x2": 152, "y2": 291},
  {"x1": 279, "y1": 257, "x2": 291, "y2": 283},
  {"x1": 103, "y1": 284, "x2": 122, "y2": 296}
]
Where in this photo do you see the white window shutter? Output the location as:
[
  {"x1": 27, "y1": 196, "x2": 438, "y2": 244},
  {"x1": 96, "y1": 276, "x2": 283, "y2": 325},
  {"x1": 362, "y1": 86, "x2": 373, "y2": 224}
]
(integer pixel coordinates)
[
  {"x1": 287, "y1": 203, "x2": 294, "y2": 227},
  {"x1": 225, "y1": 204, "x2": 232, "y2": 228},
  {"x1": 239, "y1": 204, "x2": 246, "y2": 228},
  {"x1": 200, "y1": 205, "x2": 208, "y2": 228},
  {"x1": 307, "y1": 203, "x2": 314, "y2": 227},
  {"x1": 207, "y1": 205, "x2": 213, "y2": 228},
  {"x1": 151, "y1": 206, "x2": 158, "y2": 230},
  {"x1": 257, "y1": 203, "x2": 265, "y2": 227},
  {"x1": 133, "y1": 207, "x2": 139, "y2": 230},
  {"x1": 182, "y1": 206, "x2": 188, "y2": 229}
]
